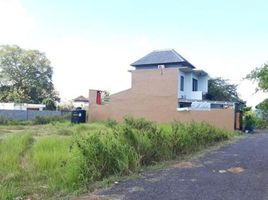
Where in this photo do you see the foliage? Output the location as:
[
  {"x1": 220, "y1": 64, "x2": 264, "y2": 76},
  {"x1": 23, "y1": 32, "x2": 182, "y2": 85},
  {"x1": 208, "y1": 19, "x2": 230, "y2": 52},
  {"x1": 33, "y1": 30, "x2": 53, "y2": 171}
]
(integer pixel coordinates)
[
  {"x1": 0, "y1": 133, "x2": 32, "y2": 178},
  {"x1": 256, "y1": 98, "x2": 268, "y2": 119},
  {"x1": 247, "y1": 63, "x2": 268, "y2": 92},
  {"x1": 0, "y1": 45, "x2": 59, "y2": 104},
  {"x1": 0, "y1": 118, "x2": 237, "y2": 199},
  {"x1": 57, "y1": 101, "x2": 75, "y2": 111},
  {"x1": 33, "y1": 114, "x2": 71, "y2": 125},
  {"x1": 0, "y1": 133, "x2": 33, "y2": 200},
  {"x1": 0, "y1": 114, "x2": 70, "y2": 125},
  {"x1": 243, "y1": 109, "x2": 256, "y2": 132},
  {"x1": 42, "y1": 98, "x2": 56, "y2": 110},
  {"x1": 32, "y1": 136, "x2": 82, "y2": 192},
  {"x1": 255, "y1": 117, "x2": 268, "y2": 129},
  {"x1": 74, "y1": 131, "x2": 139, "y2": 185},
  {"x1": 206, "y1": 77, "x2": 242, "y2": 102},
  {"x1": 0, "y1": 116, "x2": 32, "y2": 125},
  {"x1": 105, "y1": 119, "x2": 118, "y2": 128}
]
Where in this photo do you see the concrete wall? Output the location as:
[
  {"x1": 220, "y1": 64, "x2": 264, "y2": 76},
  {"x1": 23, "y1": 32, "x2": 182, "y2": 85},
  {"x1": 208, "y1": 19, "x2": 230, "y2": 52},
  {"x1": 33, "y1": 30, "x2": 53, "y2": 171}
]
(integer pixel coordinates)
[
  {"x1": 0, "y1": 110, "x2": 63, "y2": 120},
  {"x1": 88, "y1": 68, "x2": 235, "y2": 131}
]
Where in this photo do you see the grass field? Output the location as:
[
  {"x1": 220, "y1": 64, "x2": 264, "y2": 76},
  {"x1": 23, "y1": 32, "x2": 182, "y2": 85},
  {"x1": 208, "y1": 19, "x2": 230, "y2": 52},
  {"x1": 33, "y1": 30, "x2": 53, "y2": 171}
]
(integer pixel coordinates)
[{"x1": 0, "y1": 119, "x2": 240, "y2": 199}]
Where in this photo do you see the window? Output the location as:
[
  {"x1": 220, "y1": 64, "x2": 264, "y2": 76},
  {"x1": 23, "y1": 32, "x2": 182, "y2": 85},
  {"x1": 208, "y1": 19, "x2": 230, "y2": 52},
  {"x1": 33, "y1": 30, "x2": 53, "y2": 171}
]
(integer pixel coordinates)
[
  {"x1": 180, "y1": 76, "x2": 184, "y2": 91},
  {"x1": 179, "y1": 102, "x2": 192, "y2": 108},
  {"x1": 192, "y1": 78, "x2": 198, "y2": 91}
]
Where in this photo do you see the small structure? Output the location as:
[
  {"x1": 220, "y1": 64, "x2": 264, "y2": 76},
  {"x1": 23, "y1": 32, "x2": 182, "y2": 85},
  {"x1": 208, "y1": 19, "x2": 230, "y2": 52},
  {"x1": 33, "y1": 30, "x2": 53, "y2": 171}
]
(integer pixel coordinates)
[
  {"x1": 88, "y1": 49, "x2": 240, "y2": 131},
  {"x1": 71, "y1": 108, "x2": 86, "y2": 123},
  {"x1": 73, "y1": 95, "x2": 89, "y2": 108}
]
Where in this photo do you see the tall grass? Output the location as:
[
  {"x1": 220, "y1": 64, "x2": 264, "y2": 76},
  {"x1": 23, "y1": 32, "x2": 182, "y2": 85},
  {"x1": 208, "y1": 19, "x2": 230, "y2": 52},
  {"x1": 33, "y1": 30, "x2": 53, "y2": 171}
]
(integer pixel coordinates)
[
  {"x1": 31, "y1": 136, "x2": 82, "y2": 192},
  {"x1": 74, "y1": 130, "x2": 139, "y2": 185},
  {"x1": 0, "y1": 117, "x2": 237, "y2": 199},
  {"x1": 73, "y1": 117, "x2": 236, "y2": 185},
  {"x1": 0, "y1": 133, "x2": 32, "y2": 177},
  {"x1": 0, "y1": 133, "x2": 33, "y2": 200}
]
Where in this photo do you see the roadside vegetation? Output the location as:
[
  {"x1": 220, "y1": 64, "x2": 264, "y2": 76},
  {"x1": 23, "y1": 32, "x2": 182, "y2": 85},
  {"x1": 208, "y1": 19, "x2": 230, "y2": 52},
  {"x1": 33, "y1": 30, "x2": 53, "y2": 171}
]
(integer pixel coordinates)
[
  {"x1": 243, "y1": 107, "x2": 268, "y2": 131},
  {"x1": 0, "y1": 117, "x2": 239, "y2": 199}
]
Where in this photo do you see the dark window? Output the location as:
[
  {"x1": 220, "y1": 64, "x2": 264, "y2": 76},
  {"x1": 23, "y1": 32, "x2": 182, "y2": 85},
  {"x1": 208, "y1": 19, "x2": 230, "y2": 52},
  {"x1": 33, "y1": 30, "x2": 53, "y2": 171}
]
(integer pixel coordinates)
[
  {"x1": 211, "y1": 104, "x2": 224, "y2": 109},
  {"x1": 192, "y1": 78, "x2": 198, "y2": 91},
  {"x1": 180, "y1": 76, "x2": 184, "y2": 91},
  {"x1": 179, "y1": 102, "x2": 192, "y2": 108}
]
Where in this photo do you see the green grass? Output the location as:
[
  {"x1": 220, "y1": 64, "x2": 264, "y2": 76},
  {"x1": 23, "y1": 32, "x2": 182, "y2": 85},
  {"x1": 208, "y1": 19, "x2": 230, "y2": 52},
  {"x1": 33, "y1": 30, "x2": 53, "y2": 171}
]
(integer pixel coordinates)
[
  {"x1": 0, "y1": 133, "x2": 33, "y2": 200},
  {"x1": 31, "y1": 136, "x2": 81, "y2": 191},
  {"x1": 0, "y1": 118, "x2": 241, "y2": 199}
]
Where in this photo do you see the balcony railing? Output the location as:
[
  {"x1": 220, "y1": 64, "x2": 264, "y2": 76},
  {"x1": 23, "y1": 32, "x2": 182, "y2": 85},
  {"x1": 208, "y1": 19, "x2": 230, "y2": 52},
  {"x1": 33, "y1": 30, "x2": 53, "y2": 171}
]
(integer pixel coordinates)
[{"x1": 179, "y1": 91, "x2": 203, "y2": 100}]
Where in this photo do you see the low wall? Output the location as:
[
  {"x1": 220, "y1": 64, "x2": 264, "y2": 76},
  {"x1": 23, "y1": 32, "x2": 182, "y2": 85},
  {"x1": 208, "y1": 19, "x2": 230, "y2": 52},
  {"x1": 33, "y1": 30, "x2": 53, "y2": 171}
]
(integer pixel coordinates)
[
  {"x1": 0, "y1": 110, "x2": 64, "y2": 120},
  {"x1": 89, "y1": 101, "x2": 235, "y2": 131}
]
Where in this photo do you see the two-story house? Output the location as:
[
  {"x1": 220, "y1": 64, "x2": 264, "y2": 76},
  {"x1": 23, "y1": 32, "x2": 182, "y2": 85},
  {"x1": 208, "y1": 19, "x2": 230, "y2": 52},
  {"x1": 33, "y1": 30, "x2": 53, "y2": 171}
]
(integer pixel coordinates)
[{"x1": 88, "y1": 49, "x2": 239, "y2": 130}]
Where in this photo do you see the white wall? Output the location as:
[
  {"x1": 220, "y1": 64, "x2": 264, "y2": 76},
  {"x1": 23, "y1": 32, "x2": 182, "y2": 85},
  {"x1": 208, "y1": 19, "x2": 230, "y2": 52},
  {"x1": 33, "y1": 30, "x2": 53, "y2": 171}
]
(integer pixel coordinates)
[
  {"x1": 0, "y1": 103, "x2": 26, "y2": 110},
  {"x1": 198, "y1": 75, "x2": 208, "y2": 93},
  {"x1": 178, "y1": 70, "x2": 208, "y2": 100},
  {"x1": 0, "y1": 103, "x2": 45, "y2": 111}
]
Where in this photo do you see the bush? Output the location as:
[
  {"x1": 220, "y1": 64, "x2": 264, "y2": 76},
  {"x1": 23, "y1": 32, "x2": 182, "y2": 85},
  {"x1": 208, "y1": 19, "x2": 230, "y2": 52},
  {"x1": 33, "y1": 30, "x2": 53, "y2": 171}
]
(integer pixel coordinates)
[
  {"x1": 33, "y1": 114, "x2": 70, "y2": 125},
  {"x1": 105, "y1": 119, "x2": 118, "y2": 128},
  {"x1": 243, "y1": 111, "x2": 256, "y2": 132},
  {"x1": 74, "y1": 130, "x2": 139, "y2": 185},
  {"x1": 255, "y1": 117, "x2": 268, "y2": 129},
  {"x1": 0, "y1": 116, "x2": 32, "y2": 126}
]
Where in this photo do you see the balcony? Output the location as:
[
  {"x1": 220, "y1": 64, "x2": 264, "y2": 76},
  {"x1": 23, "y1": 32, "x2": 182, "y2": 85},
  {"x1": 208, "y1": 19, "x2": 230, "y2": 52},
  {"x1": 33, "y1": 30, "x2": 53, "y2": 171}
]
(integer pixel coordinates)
[{"x1": 179, "y1": 91, "x2": 203, "y2": 101}]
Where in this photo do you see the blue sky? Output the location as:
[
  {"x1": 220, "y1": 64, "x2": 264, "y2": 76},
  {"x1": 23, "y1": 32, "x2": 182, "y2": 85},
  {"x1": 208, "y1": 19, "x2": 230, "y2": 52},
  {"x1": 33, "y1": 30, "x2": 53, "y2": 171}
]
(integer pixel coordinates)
[{"x1": 0, "y1": 0, "x2": 267, "y2": 106}]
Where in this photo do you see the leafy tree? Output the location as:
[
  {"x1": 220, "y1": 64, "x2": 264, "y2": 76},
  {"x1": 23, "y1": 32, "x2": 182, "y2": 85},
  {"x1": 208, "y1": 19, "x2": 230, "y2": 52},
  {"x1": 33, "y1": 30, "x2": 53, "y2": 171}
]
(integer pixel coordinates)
[
  {"x1": 206, "y1": 77, "x2": 241, "y2": 102},
  {"x1": 57, "y1": 101, "x2": 74, "y2": 111},
  {"x1": 42, "y1": 98, "x2": 56, "y2": 110},
  {"x1": 256, "y1": 99, "x2": 268, "y2": 119},
  {"x1": 0, "y1": 45, "x2": 59, "y2": 109},
  {"x1": 246, "y1": 63, "x2": 268, "y2": 92}
]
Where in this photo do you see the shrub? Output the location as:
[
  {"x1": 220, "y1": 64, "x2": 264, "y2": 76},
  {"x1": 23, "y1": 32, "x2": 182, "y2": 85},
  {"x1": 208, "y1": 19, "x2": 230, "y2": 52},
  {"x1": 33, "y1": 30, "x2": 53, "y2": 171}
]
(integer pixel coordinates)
[
  {"x1": 0, "y1": 116, "x2": 32, "y2": 126},
  {"x1": 33, "y1": 114, "x2": 70, "y2": 125},
  {"x1": 243, "y1": 111, "x2": 256, "y2": 132},
  {"x1": 255, "y1": 117, "x2": 268, "y2": 129},
  {"x1": 74, "y1": 130, "x2": 139, "y2": 185},
  {"x1": 105, "y1": 119, "x2": 118, "y2": 128}
]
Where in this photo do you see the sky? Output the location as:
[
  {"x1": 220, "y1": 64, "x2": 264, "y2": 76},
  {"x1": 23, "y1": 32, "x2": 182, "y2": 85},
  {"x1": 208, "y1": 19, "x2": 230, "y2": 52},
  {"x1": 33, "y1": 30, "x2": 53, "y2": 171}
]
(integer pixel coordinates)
[{"x1": 0, "y1": 0, "x2": 267, "y2": 107}]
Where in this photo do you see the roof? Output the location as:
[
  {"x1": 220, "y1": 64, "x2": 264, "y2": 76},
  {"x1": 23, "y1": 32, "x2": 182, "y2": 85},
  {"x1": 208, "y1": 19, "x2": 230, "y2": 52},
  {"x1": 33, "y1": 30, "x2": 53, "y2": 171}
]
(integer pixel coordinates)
[
  {"x1": 179, "y1": 67, "x2": 208, "y2": 76},
  {"x1": 73, "y1": 96, "x2": 89, "y2": 102},
  {"x1": 131, "y1": 49, "x2": 195, "y2": 68}
]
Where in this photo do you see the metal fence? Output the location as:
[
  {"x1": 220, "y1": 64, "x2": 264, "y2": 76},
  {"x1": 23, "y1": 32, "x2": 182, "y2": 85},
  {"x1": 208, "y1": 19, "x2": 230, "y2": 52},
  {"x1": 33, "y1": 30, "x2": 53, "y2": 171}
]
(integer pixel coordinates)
[{"x1": 0, "y1": 110, "x2": 66, "y2": 120}]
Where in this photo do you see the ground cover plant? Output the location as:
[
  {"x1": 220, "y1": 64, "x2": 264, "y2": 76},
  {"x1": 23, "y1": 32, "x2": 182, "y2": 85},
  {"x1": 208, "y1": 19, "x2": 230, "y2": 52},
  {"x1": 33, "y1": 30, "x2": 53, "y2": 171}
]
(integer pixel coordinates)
[{"x1": 0, "y1": 117, "x2": 238, "y2": 199}]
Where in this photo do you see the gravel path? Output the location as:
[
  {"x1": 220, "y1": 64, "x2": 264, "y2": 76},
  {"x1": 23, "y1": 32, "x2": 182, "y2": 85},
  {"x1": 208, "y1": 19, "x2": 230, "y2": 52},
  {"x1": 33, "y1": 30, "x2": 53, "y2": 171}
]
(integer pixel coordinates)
[{"x1": 80, "y1": 132, "x2": 268, "y2": 200}]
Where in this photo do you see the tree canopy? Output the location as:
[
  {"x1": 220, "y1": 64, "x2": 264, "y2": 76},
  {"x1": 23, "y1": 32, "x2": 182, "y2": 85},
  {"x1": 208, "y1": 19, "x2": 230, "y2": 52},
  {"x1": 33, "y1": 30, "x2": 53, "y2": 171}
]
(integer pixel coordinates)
[
  {"x1": 0, "y1": 45, "x2": 59, "y2": 109},
  {"x1": 246, "y1": 63, "x2": 268, "y2": 92},
  {"x1": 206, "y1": 77, "x2": 242, "y2": 102},
  {"x1": 247, "y1": 63, "x2": 268, "y2": 119}
]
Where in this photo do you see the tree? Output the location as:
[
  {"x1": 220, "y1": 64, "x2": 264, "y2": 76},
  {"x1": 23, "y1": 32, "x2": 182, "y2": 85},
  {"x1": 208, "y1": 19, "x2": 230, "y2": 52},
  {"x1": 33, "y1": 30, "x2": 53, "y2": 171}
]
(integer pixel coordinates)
[
  {"x1": 256, "y1": 99, "x2": 268, "y2": 119},
  {"x1": 246, "y1": 63, "x2": 268, "y2": 92},
  {"x1": 247, "y1": 63, "x2": 268, "y2": 119},
  {"x1": 206, "y1": 77, "x2": 242, "y2": 102},
  {"x1": 0, "y1": 45, "x2": 59, "y2": 109}
]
